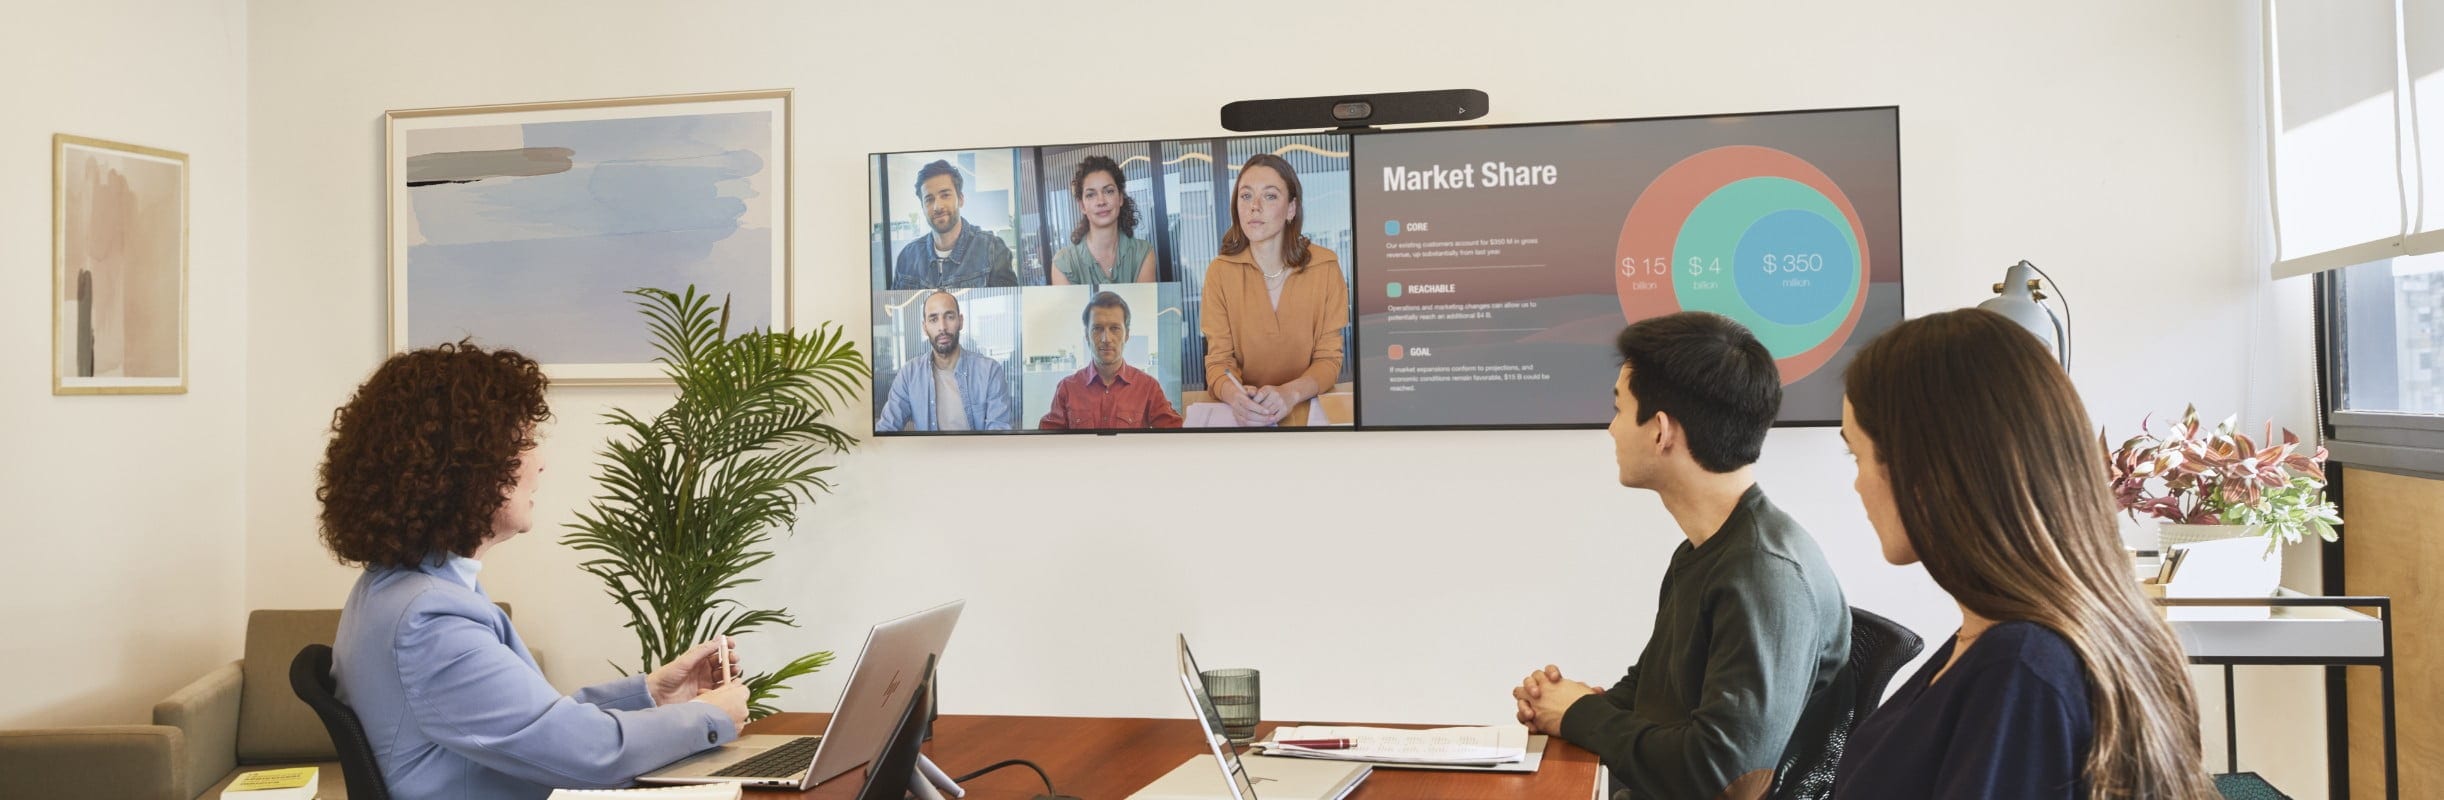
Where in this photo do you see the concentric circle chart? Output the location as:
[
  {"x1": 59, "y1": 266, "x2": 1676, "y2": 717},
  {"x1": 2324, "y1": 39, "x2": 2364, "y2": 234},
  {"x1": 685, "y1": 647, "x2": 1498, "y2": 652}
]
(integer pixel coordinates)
[{"x1": 1615, "y1": 145, "x2": 1871, "y2": 383}]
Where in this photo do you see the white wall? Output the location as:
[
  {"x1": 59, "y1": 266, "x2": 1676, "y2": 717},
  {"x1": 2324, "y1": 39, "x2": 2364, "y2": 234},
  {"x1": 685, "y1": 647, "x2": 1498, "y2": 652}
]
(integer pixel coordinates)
[
  {"x1": 0, "y1": 0, "x2": 251, "y2": 728},
  {"x1": 239, "y1": 0, "x2": 2326, "y2": 791},
  {"x1": 2208, "y1": 2, "x2": 2332, "y2": 789}
]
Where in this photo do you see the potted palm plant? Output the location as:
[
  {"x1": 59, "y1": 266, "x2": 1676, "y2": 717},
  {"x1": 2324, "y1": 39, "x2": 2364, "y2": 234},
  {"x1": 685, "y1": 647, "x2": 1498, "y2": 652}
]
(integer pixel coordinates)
[
  {"x1": 564, "y1": 286, "x2": 868, "y2": 719},
  {"x1": 2104, "y1": 405, "x2": 2341, "y2": 596}
]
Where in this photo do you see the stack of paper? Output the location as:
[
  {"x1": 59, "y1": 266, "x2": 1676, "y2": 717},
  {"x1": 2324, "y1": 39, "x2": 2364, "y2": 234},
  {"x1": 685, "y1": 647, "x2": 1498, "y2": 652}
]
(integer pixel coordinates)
[
  {"x1": 1183, "y1": 402, "x2": 1262, "y2": 427},
  {"x1": 1181, "y1": 394, "x2": 1346, "y2": 428},
  {"x1": 1253, "y1": 724, "x2": 1530, "y2": 766}
]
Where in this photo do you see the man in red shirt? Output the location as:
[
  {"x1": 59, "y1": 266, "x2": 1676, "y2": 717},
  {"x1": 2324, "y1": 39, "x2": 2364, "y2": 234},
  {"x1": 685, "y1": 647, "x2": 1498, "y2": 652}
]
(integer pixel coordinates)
[{"x1": 1038, "y1": 291, "x2": 1183, "y2": 430}]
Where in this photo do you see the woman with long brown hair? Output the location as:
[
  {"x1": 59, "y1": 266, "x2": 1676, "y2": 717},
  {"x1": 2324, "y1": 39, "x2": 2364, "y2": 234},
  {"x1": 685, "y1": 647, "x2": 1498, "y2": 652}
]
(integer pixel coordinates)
[
  {"x1": 1199, "y1": 152, "x2": 1349, "y2": 426},
  {"x1": 1833, "y1": 309, "x2": 2214, "y2": 799},
  {"x1": 1050, "y1": 154, "x2": 1156, "y2": 285}
]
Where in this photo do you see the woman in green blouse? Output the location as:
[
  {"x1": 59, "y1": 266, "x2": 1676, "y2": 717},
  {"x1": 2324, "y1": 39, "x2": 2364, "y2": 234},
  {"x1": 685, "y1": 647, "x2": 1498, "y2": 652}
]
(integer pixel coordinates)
[{"x1": 1050, "y1": 155, "x2": 1156, "y2": 285}]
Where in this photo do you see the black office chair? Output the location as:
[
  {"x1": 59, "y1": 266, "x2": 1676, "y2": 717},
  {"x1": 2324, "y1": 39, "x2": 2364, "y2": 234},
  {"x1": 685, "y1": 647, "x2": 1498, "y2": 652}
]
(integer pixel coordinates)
[
  {"x1": 290, "y1": 644, "x2": 393, "y2": 800},
  {"x1": 1765, "y1": 606, "x2": 1925, "y2": 800}
]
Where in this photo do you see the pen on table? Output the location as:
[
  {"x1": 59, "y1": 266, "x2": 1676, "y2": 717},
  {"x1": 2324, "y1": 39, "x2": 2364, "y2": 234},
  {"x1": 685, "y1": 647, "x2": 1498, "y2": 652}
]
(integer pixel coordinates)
[{"x1": 1272, "y1": 738, "x2": 1356, "y2": 750}]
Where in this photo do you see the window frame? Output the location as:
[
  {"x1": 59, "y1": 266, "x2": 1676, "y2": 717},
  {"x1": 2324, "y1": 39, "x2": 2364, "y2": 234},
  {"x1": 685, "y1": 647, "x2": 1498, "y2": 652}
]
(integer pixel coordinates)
[{"x1": 2317, "y1": 268, "x2": 2444, "y2": 479}]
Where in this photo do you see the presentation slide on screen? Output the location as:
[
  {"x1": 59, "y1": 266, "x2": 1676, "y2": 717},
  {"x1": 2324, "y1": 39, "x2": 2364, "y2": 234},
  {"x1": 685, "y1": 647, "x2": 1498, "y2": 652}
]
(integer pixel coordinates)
[{"x1": 1352, "y1": 107, "x2": 1902, "y2": 427}]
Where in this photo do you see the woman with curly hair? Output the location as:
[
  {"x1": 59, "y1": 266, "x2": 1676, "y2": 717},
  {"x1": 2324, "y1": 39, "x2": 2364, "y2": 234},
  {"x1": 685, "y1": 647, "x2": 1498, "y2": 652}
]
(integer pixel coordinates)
[
  {"x1": 321, "y1": 341, "x2": 748, "y2": 800},
  {"x1": 1049, "y1": 154, "x2": 1157, "y2": 285}
]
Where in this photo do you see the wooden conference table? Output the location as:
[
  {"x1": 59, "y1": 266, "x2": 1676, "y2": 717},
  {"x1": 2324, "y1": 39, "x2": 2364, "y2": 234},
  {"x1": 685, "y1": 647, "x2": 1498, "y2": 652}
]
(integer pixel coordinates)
[{"x1": 740, "y1": 713, "x2": 1601, "y2": 800}]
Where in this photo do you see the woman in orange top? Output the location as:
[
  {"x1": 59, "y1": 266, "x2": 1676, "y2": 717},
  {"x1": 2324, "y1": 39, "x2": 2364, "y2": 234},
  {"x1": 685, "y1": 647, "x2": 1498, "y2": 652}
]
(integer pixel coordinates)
[{"x1": 1201, "y1": 153, "x2": 1349, "y2": 425}]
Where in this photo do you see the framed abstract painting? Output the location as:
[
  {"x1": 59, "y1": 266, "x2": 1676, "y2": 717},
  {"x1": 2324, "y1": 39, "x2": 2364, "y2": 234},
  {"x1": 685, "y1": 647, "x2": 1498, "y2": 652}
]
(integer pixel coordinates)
[
  {"x1": 386, "y1": 89, "x2": 791, "y2": 385},
  {"x1": 54, "y1": 134, "x2": 188, "y2": 395}
]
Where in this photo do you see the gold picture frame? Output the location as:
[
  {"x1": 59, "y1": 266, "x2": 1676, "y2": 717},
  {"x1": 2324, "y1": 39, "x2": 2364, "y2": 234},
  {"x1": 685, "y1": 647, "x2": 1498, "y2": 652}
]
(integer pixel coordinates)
[
  {"x1": 385, "y1": 89, "x2": 793, "y2": 386},
  {"x1": 53, "y1": 133, "x2": 189, "y2": 395}
]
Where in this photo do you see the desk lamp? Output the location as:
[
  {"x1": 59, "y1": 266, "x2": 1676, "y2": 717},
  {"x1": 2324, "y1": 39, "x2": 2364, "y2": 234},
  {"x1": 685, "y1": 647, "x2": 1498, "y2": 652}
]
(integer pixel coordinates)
[{"x1": 1977, "y1": 260, "x2": 2071, "y2": 367}]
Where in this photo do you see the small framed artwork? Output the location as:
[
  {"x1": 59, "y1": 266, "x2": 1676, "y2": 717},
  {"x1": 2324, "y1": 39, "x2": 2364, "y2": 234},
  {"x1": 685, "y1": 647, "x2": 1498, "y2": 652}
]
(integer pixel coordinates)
[
  {"x1": 54, "y1": 134, "x2": 188, "y2": 395},
  {"x1": 386, "y1": 89, "x2": 792, "y2": 385}
]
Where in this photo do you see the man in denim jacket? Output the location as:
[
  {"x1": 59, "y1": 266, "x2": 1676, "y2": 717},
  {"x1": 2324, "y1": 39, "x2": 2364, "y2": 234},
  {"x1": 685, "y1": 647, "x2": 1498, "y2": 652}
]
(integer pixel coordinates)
[{"x1": 890, "y1": 159, "x2": 1017, "y2": 290}]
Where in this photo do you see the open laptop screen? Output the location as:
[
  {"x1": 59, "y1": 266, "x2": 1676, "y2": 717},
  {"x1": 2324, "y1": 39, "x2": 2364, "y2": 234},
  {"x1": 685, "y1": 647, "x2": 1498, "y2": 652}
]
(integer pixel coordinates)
[{"x1": 1177, "y1": 635, "x2": 1264, "y2": 800}]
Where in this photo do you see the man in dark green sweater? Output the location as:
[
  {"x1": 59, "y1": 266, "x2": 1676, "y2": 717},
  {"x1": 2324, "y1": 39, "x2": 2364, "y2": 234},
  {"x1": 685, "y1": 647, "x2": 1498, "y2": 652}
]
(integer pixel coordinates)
[{"x1": 1513, "y1": 312, "x2": 1850, "y2": 799}]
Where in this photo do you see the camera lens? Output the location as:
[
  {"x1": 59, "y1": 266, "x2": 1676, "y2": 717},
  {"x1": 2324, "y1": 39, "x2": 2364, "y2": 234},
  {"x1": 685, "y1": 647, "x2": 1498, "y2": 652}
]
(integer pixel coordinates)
[{"x1": 1332, "y1": 101, "x2": 1372, "y2": 120}]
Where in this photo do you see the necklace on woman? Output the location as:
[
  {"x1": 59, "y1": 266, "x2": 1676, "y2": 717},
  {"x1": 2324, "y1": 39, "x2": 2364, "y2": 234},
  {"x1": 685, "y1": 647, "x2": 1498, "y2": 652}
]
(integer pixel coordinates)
[
  {"x1": 1954, "y1": 623, "x2": 1992, "y2": 648},
  {"x1": 1259, "y1": 264, "x2": 1287, "y2": 279}
]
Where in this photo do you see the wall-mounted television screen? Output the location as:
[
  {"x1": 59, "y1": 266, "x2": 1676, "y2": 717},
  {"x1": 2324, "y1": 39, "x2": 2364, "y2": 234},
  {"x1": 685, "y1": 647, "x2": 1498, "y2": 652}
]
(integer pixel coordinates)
[
  {"x1": 866, "y1": 106, "x2": 1898, "y2": 435},
  {"x1": 1354, "y1": 107, "x2": 1902, "y2": 429}
]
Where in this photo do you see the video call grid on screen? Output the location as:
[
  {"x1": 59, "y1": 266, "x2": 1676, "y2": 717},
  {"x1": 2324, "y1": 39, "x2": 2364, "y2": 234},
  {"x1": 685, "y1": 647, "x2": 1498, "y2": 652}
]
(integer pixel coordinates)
[
  {"x1": 868, "y1": 134, "x2": 1359, "y2": 435},
  {"x1": 865, "y1": 106, "x2": 1900, "y2": 436}
]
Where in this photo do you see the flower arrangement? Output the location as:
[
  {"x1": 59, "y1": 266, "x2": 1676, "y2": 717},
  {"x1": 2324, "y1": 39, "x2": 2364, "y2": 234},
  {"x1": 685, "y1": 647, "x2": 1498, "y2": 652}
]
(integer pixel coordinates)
[{"x1": 2103, "y1": 405, "x2": 2342, "y2": 553}]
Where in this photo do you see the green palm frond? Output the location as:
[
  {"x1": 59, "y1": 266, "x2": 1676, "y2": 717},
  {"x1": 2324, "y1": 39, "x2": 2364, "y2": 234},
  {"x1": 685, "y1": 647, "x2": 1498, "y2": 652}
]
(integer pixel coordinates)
[
  {"x1": 563, "y1": 286, "x2": 868, "y2": 720},
  {"x1": 747, "y1": 651, "x2": 838, "y2": 720}
]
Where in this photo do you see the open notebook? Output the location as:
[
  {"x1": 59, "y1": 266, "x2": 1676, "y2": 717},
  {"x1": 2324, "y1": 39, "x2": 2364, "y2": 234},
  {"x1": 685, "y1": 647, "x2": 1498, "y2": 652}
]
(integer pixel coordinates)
[{"x1": 1251, "y1": 724, "x2": 1542, "y2": 772}]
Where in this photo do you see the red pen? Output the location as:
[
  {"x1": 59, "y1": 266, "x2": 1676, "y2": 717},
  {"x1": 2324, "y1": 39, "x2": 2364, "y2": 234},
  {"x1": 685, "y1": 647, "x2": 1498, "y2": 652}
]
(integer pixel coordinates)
[{"x1": 1275, "y1": 738, "x2": 1356, "y2": 750}]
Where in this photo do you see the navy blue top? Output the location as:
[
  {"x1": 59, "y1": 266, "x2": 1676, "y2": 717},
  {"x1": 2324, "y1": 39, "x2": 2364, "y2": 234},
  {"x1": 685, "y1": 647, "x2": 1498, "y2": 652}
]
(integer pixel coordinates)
[{"x1": 1831, "y1": 620, "x2": 2094, "y2": 799}]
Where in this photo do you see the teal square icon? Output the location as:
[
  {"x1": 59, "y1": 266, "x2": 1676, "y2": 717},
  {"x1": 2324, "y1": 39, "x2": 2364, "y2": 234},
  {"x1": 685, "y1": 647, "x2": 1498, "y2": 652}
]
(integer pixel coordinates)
[
  {"x1": 1386, "y1": 282, "x2": 1403, "y2": 298},
  {"x1": 1383, "y1": 220, "x2": 1402, "y2": 236}
]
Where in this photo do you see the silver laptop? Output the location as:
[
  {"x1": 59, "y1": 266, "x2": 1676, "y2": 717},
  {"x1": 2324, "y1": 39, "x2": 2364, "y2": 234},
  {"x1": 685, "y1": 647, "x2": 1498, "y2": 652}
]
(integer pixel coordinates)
[
  {"x1": 1176, "y1": 635, "x2": 1266, "y2": 799},
  {"x1": 1131, "y1": 637, "x2": 1369, "y2": 800},
  {"x1": 637, "y1": 600, "x2": 963, "y2": 790}
]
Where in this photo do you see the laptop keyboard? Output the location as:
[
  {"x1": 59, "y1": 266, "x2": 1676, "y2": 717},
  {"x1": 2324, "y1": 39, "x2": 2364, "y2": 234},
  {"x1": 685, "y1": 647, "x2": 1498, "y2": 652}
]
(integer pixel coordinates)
[{"x1": 709, "y1": 736, "x2": 823, "y2": 779}]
